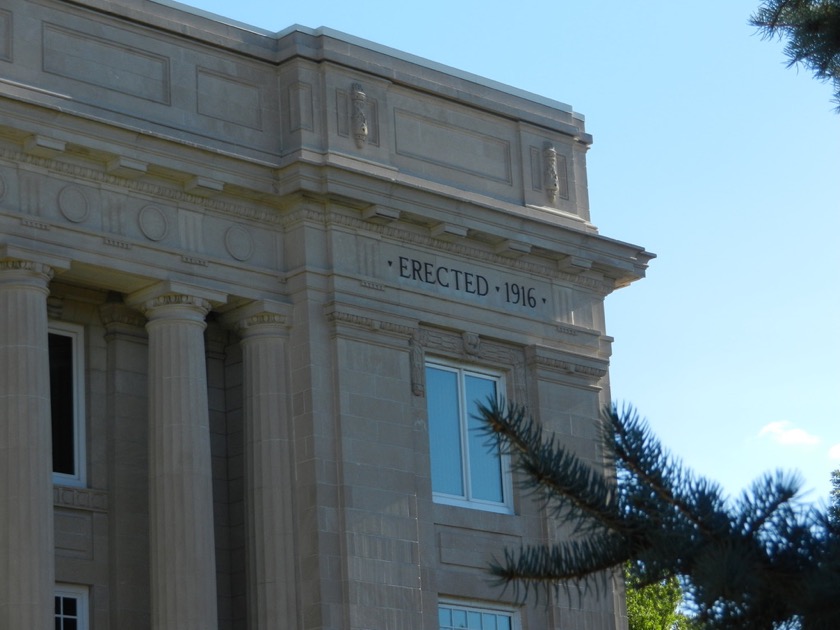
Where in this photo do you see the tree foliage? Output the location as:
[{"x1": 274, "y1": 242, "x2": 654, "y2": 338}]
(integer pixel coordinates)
[
  {"x1": 624, "y1": 563, "x2": 697, "y2": 630},
  {"x1": 477, "y1": 400, "x2": 840, "y2": 629},
  {"x1": 830, "y1": 469, "x2": 840, "y2": 526},
  {"x1": 751, "y1": 0, "x2": 840, "y2": 109}
]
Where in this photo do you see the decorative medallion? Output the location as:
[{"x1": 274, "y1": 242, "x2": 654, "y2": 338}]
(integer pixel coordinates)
[
  {"x1": 224, "y1": 225, "x2": 254, "y2": 262},
  {"x1": 138, "y1": 205, "x2": 168, "y2": 241},
  {"x1": 58, "y1": 185, "x2": 90, "y2": 223}
]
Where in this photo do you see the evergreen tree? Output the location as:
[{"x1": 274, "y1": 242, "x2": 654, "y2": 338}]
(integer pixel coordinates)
[
  {"x1": 477, "y1": 400, "x2": 840, "y2": 629},
  {"x1": 830, "y1": 469, "x2": 840, "y2": 526},
  {"x1": 751, "y1": 0, "x2": 840, "y2": 109}
]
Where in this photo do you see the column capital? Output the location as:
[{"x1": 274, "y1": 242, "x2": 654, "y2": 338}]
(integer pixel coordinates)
[
  {"x1": 0, "y1": 258, "x2": 55, "y2": 284},
  {"x1": 222, "y1": 300, "x2": 292, "y2": 338},
  {"x1": 0, "y1": 245, "x2": 71, "y2": 291},
  {"x1": 126, "y1": 281, "x2": 226, "y2": 322},
  {"x1": 99, "y1": 301, "x2": 148, "y2": 340},
  {"x1": 142, "y1": 293, "x2": 212, "y2": 318}
]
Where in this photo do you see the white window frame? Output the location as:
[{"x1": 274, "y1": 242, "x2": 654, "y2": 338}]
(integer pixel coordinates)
[
  {"x1": 49, "y1": 321, "x2": 86, "y2": 488},
  {"x1": 54, "y1": 583, "x2": 89, "y2": 630},
  {"x1": 425, "y1": 359, "x2": 512, "y2": 513},
  {"x1": 438, "y1": 599, "x2": 520, "y2": 630}
]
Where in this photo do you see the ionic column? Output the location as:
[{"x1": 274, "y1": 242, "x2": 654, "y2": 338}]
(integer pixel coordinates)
[
  {"x1": 237, "y1": 311, "x2": 298, "y2": 629},
  {"x1": 138, "y1": 291, "x2": 218, "y2": 630},
  {"x1": 0, "y1": 259, "x2": 56, "y2": 630}
]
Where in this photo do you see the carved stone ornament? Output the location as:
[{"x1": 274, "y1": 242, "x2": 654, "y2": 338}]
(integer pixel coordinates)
[
  {"x1": 543, "y1": 144, "x2": 560, "y2": 202},
  {"x1": 410, "y1": 332, "x2": 425, "y2": 397},
  {"x1": 351, "y1": 83, "x2": 369, "y2": 148},
  {"x1": 462, "y1": 332, "x2": 481, "y2": 356}
]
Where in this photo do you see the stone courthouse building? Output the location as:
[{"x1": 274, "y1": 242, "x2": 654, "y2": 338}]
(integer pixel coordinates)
[{"x1": 0, "y1": 0, "x2": 653, "y2": 628}]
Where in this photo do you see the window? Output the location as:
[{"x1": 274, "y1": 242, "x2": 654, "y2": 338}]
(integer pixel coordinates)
[
  {"x1": 49, "y1": 322, "x2": 85, "y2": 487},
  {"x1": 439, "y1": 601, "x2": 517, "y2": 630},
  {"x1": 54, "y1": 584, "x2": 89, "y2": 630},
  {"x1": 425, "y1": 360, "x2": 511, "y2": 512}
]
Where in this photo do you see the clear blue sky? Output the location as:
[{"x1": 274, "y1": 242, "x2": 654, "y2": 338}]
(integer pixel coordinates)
[{"x1": 172, "y1": 0, "x2": 840, "y2": 504}]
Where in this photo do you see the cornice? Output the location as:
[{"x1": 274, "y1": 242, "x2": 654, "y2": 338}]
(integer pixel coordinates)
[
  {"x1": 326, "y1": 211, "x2": 615, "y2": 294},
  {"x1": 1, "y1": 145, "x2": 627, "y2": 295}
]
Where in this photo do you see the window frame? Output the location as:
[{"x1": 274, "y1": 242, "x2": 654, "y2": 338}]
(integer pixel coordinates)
[
  {"x1": 425, "y1": 358, "x2": 513, "y2": 513},
  {"x1": 438, "y1": 598, "x2": 520, "y2": 630},
  {"x1": 54, "y1": 583, "x2": 90, "y2": 630},
  {"x1": 49, "y1": 321, "x2": 86, "y2": 488}
]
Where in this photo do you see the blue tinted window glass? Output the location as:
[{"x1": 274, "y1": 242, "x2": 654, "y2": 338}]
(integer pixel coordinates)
[
  {"x1": 465, "y1": 375, "x2": 503, "y2": 502},
  {"x1": 452, "y1": 609, "x2": 467, "y2": 627},
  {"x1": 426, "y1": 366, "x2": 464, "y2": 497}
]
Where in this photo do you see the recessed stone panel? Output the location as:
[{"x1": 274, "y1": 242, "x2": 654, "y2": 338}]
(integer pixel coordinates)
[
  {"x1": 196, "y1": 68, "x2": 262, "y2": 130},
  {"x1": 438, "y1": 527, "x2": 520, "y2": 569},
  {"x1": 289, "y1": 82, "x2": 314, "y2": 132},
  {"x1": 394, "y1": 109, "x2": 512, "y2": 184},
  {"x1": 42, "y1": 23, "x2": 170, "y2": 104},
  {"x1": 55, "y1": 508, "x2": 94, "y2": 560},
  {"x1": 0, "y1": 10, "x2": 11, "y2": 62}
]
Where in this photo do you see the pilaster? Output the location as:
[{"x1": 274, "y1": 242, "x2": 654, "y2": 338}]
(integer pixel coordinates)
[{"x1": 100, "y1": 300, "x2": 151, "y2": 629}]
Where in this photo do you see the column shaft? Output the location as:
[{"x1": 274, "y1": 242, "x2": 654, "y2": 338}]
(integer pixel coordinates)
[
  {"x1": 240, "y1": 316, "x2": 298, "y2": 629},
  {"x1": 0, "y1": 260, "x2": 55, "y2": 630},
  {"x1": 144, "y1": 295, "x2": 218, "y2": 630}
]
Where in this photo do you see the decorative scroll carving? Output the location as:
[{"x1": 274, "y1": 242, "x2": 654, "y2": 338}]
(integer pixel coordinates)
[
  {"x1": 351, "y1": 83, "x2": 369, "y2": 148},
  {"x1": 410, "y1": 332, "x2": 425, "y2": 397},
  {"x1": 543, "y1": 144, "x2": 560, "y2": 202},
  {"x1": 513, "y1": 360, "x2": 527, "y2": 404}
]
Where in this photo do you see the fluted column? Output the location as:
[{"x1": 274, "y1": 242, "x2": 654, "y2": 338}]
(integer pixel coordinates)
[
  {"x1": 238, "y1": 312, "x2": 298, "y2": 629},
  {"x1": 141, "y1": 293, "x2": 218, "y2": 630},
  {"x1": 0, "y1": 259, "x2": 56, "y2": 630}
]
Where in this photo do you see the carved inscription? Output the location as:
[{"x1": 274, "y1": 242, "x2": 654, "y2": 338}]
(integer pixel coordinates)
[
  {"x1": 397, "y1": 256, "x2": 489, "y2": 296},
  {"x1": 391, "y1": 255, "x2": 547, "y2": 312}
]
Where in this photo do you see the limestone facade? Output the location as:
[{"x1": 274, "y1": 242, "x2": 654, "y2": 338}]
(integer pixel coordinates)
[{"x1": 0, "y1": 1, "x2": 653, "y2": 628}]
